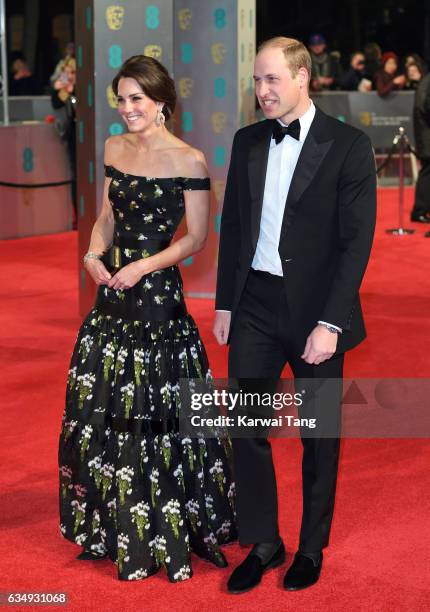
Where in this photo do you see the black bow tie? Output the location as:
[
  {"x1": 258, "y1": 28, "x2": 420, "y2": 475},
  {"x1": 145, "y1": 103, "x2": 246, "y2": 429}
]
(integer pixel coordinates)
[{"x1": 272, "y1": 119, "x2": 301, "y2": 144}]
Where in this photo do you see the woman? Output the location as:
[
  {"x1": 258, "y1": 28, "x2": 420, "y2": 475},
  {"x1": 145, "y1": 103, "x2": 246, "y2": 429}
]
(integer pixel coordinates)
[
  {"x1": 58, "y1": 55, "x2": 236, "y2": 582},
  {"x1": 51, "y1": 56, "x2": 77, "y2": 228},
  {"x1": 374, "y1": 52, "x2": 405, "y2": 97},
  {"x1": 405, "y1": 62, "x2": 424, "y2": 90}
]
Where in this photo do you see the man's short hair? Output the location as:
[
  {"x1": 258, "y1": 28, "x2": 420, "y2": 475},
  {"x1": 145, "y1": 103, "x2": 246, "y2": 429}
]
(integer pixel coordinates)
[{"x1": 258, "y1": 37, "x2": 312, "y2": 78}]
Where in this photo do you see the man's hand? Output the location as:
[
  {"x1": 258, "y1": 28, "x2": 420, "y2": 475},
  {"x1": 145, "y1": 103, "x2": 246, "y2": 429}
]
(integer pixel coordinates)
[
  {"x1": 213, "y1": 311, "x2": 231, "y2": 345},
  {"x1": 301, "y1": 324, "x2": 338, "y2": 365},
  {"x1": 108, "y1": 261, "x2": 146, "y2": 291}
]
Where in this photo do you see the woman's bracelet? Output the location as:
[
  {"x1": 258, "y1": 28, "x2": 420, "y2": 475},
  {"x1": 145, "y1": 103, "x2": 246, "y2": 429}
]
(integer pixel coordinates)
[{"x1": 83, "y1": 251, "x2": 101, "y2": 264}]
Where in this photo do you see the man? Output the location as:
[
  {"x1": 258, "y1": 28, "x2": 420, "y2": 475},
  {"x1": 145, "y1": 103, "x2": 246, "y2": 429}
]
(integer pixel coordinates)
[
  {"x1": 339, "y1": 52, "x2": 372, "y2": 92},
  {"x1": 410, "y1": 70, "x2": 430, "y2": 223},
  {"x1": 308, "y1": 33, "x2": 341, "y2": 91},
  {"x1": 9, "y1": 52, "x2": 40, "y2": 96},
  {"x1": 213, "y1": 37, "x2": 376, "y2": 593}
]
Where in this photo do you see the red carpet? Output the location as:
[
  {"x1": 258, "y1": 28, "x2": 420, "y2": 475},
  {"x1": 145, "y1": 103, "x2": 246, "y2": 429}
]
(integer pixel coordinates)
[{"x1": 1, "y1": 187, "x2": 429, "y2": 611}]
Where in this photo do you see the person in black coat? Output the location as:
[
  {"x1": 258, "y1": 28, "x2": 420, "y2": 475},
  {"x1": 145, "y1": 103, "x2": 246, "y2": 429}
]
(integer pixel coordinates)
[
  {"x1": 339, "y1": 52, "x2": 372, "y2": 91},
  {"x1": 213, "y1": 36, "x2": 376, "y2": 594},
  {"x1": 51, "y1": 57, "x2": 77, "y2": 227},
  {"x1": 410, "y1": 72, "x2": 430, "y2": 222}
]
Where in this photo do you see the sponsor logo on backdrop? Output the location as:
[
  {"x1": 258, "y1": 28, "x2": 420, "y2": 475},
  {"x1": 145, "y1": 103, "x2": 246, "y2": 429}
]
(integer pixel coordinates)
[
  {"x1": 214, "y1": 77, "x2": 226, "y2": 98},
  {"x1": 146, "y1": 5, "x2": 160, "y2": 30},
  {"x1": 360, "y1": 112, "x2": 372, "y2": 126},
  {"x1": 181, "y1": 43, "x2": 193, "y2": 64},
  {"x1": 106, "y1": 85, "x2": 118, "y2": 108},
  {"x1": 22, "y1": 147, "x2": 33, "y2": 172},
  {"x1": 179, "y1": 78, "x2": 194, "y2": 99},
  {"x1": 108, "y1": 44, "x2": 123, "y2": 68},
  {"x1": 211, "y1": 43, "x2": 227, "y2": 65},
  {"x1": 214, "y1": 8, "x2": 226, "y2": 29},
  {"x1": 109, "y1": 123, "x2": 124, "y2": 136},
  {"x1": 106, "y1": 6, "x2": 125, "y2": 30},
  {"x1": 144, "y1": 44, "x2": 162, "y2": 60},
  {"x1": 213, "y1": 180, "x2": 225, "y2": 204},
  {"x1": 178, "y1": 8, "x2": 192, "y2": 30},
  {"x1": 182, "y1": 112, "x2": 193, "y2": 132},
  {"x1": 211, "y1": 112, "x2": 227, "y2": 134}
]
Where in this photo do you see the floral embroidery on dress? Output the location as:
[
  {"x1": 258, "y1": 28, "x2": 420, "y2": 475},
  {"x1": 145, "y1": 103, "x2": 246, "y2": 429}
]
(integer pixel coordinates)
[{"x1": 59, "y1": 166, "x2": 235, "y2": 583}]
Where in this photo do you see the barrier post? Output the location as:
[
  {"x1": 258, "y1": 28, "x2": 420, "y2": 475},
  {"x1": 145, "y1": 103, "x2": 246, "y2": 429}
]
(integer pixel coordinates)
[{"x1": 386, "y1": 127, "x2": 415, "y2": 235}]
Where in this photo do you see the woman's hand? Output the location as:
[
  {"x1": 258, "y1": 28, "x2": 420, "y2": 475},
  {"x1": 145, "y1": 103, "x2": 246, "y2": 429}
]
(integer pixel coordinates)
[
  {"x1": 108, "y1": 261, "x2": 147, "y2": 291},
  {"x1": 84, "y1": 258, "x2": 112, "y2": 285}
]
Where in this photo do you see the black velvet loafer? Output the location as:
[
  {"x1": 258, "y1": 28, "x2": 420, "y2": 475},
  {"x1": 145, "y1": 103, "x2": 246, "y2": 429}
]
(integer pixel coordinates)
[
  {"x1": 283, "y1": 551, "x2": 323, "y2": 590},
  {"x1": 227, "y1": 541, "x2": 286, "y2": 594}
]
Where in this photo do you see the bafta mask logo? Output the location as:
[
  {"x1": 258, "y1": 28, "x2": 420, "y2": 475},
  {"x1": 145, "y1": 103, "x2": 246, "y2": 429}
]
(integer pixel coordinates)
[
  {"x1": 106, "y1": 6, "x2": 124, "y2": 30},
  {"x1": 211, "y1": 112, "x2": 227, "y2": 134},
  {"x1": 144, "y1": 44, "x2": 162, "y2": 60},
  {"x1": 178, "y1": 8, "x2": 192, "y2": 30},
  {"x1": 179, "y1": 78, "x2": 194, "y2": 99},
  {"x1": 213, "y1": 180, "x2": 225, "y2": 204},
  {"x1": 360, "y1": 112, "x2": 373, "y2": 127},
  {"x1": 106, "y1": 85, "x2": 118, "y2": 109},
  {"x1": 211, "y1": 43, "x2": 227, "y2": 65}
]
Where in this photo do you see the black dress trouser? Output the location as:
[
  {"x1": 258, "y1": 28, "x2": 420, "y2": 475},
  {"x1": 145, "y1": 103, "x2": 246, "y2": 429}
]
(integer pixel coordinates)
[
  {"x1": 412, "y1": 157, "x2": 430, "y2": 217},
  {"x1": 228, "y1": 268, "x2": 344, "y2": 553}
]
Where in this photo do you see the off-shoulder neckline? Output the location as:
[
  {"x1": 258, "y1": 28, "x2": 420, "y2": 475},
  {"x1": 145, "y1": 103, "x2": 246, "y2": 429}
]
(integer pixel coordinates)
[{"x1": 105, "y1": 164, "x2": 209, "y2": 182}]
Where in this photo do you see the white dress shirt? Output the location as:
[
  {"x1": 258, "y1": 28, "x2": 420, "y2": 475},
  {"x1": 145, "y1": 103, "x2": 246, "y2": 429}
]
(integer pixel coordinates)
[
  {"x1": 251, "y1": 100, "x2": 315, "y2": 275},
  {"x1": 217, "y1": 100, "x2": 341, "y2": 333}
]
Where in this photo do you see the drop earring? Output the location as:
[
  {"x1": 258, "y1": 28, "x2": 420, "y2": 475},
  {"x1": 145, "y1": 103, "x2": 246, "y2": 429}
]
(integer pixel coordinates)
[{"x1": 155, "y1": 106, "x2": 165, "y2": 127}]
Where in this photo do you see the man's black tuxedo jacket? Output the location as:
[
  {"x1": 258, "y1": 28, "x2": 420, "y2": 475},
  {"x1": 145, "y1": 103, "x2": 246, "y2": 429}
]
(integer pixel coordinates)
[{"x1": 215, "y1": 106, "x2": 377, "y2": 354}]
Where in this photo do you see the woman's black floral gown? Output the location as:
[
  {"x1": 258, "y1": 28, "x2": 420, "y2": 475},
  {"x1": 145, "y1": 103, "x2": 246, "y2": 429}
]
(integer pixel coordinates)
[{"x1": 58, "y1": 165, "x2": 236, "y2": 582}]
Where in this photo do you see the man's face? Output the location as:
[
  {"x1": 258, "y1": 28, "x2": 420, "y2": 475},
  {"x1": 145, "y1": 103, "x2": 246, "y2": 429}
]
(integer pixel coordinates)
[
  {"x1": 12, "y1": 59, "x2": 24, "y2": 74},
  {"x1": 254, "y1": 48, "x2": 304, "y2": 121},
  {"x1": 351, "y1": 54, "x2": 365, "y2": 71},
  {"x1": 310, "y1": 43, "x2": 325, "y2": 56}
]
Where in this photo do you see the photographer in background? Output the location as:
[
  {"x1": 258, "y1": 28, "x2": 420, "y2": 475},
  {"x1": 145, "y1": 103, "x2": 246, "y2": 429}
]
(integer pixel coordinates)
[
  {"x1": 339, "y1": 52, "x2": 372, "y2": 91},
  {"x1": 51, "y1": 57, "x2": 77, "y2": 229}
]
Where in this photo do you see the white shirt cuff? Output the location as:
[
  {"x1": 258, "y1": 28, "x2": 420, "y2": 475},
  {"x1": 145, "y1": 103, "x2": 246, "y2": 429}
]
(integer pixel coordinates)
[{"x1": 318, "y1": 320, "x2": 342, "y2": 333}]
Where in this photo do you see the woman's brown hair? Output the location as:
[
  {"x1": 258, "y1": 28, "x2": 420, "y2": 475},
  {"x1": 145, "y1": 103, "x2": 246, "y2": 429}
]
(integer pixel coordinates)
[{"x1": 112, "y1": 55, "x2": 176, "y2": 120}]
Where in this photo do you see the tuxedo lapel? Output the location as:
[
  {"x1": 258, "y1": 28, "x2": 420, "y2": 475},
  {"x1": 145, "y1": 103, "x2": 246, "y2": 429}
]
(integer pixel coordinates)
[
  {"x1": 279, "y1": 109, "x2": 334, "y2": 243},
  {"x1": 248, "y1": 121, "x2": 273, "y2": 251}
]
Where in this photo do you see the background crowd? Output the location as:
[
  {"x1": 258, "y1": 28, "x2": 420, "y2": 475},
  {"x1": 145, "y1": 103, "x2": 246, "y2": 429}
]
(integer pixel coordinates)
[{"x1": 7, "y1": 33, "x2": 427, "y2": 99}]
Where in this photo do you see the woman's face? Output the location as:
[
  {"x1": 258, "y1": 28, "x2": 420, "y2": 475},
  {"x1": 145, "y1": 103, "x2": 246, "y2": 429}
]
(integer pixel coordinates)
[
  {"x1": 384, "y1": 58, "x2": 397, "y2": 75},
  {"x1": 116, "y1": 77, "x2": 161, "y2": 133},
  {"x1": 407, "y1": 64, "x2": 421, "y2": 81},
  {"x1": 65, "y1": 64, "x2": 76, "y2": 86}
]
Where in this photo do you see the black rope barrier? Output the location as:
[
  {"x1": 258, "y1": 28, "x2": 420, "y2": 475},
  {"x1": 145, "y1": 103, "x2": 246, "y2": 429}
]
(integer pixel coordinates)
[{"x1": 0, "y1": 179, "x2": 73, "y2": 188}]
